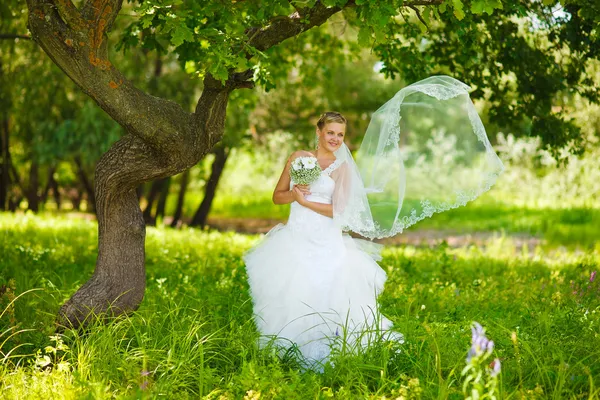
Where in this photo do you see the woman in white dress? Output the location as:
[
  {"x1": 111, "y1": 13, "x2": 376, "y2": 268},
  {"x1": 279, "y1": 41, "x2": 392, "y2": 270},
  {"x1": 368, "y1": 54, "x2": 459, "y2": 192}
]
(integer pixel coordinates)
[
  {"x1": 243, "y1": 112, "x2": 402, "y2": 369},
  {"x1": 243, "y1": 76, "x2": 505, "y2": 370}
]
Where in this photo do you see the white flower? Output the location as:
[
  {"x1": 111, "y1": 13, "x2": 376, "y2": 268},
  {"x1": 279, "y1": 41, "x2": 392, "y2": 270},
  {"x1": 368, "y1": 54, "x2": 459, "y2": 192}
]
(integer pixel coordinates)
[{"x1": 292, "y1": 161, "x2": 301, "y2": 171}]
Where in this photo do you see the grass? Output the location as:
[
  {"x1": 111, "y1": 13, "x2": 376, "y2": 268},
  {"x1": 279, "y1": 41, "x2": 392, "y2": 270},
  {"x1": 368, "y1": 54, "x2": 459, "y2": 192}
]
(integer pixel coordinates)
[
  {"x1": 205, "y1": 195, "x2": 600, "y2": 249},
  {"x1": 0, "y1": 212, "x2": 599, "y2": 399}
]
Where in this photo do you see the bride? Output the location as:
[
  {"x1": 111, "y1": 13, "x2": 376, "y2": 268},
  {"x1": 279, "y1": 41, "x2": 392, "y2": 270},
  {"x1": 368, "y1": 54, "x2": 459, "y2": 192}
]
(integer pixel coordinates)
[
  {"x1": 243, "y1": 111, "x2": 402, "y2": 369},
  {"x1": 243, "y1": 76, "x2": 505, "y2": 370}
]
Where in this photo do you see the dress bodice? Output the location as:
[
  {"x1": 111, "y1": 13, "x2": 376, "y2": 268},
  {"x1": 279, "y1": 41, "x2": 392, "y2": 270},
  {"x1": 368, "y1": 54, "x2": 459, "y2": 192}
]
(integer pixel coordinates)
[
  {"x1": 287, "y1": 158, "x2": 345, "y2": 235},
  {"x1": 289, "y1": 158, "x2": 344, "y2": 205}
]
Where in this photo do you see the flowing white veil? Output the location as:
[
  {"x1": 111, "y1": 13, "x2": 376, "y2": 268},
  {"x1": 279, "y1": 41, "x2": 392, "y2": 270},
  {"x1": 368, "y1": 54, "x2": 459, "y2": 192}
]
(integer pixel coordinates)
[{"x1": 332, "y1": 75, "x2": 505, "y2": 239}]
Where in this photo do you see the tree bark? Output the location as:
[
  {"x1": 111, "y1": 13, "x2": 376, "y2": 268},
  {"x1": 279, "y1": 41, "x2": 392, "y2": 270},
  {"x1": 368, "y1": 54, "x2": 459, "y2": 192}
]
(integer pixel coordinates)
[
  {"x1": 50, "y1": 170, "x2": 61, "y2": 210},
  {"x1": 170, "y1": 169, "x2": 190, "y2": 228},
  {"x1": 190, "y1": 147, "x2": 229, "y2": 228},
  {"x1": 154, "y1": 177, "x2": 171, "y2": 223},
  {"x1": 41, "y1": 166, "x2": 55, "y2": 201},
  {"x1": 9, "y1": 163, "x2": 24, "y2": 210},
  {"x1": 27, "y1": 161, "x2": 39, "y2": 212},
  {"x1": 135, "y1": 185, "x2": 144, "y2": 202}
]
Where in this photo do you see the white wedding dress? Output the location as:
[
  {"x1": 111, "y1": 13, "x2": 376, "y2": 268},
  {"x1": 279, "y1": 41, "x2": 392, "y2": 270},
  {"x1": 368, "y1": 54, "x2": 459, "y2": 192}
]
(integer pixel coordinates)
[{"x1": 243, "y1": 158, "x2": 403, "y2": 369}]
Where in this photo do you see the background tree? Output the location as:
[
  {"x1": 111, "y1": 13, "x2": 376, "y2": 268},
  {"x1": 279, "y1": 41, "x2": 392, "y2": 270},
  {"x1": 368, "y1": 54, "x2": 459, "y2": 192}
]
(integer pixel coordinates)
[
  {"x1": 189, "y1": 90, "x2": 256, "y2": 228},
  {"x1": 370, "y1": 0, "x2": 599, "y2": 153}
]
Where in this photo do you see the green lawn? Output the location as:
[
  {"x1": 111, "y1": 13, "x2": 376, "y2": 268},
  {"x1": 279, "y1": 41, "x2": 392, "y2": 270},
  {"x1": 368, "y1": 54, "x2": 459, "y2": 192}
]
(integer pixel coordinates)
[{"x1": 1, "y1": 213, "x2": 599, "y2": 399}]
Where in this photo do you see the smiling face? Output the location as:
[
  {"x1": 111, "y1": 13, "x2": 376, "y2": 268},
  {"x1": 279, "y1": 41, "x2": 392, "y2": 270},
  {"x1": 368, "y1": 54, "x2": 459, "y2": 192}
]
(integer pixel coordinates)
[{"x1": 317, "y1": 122, "x2": 346, "y2": 153}]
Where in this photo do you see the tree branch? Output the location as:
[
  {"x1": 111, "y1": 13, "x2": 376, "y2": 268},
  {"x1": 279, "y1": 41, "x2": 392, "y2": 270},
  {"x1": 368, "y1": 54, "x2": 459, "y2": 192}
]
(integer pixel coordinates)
[
  {"x1": 405, "y1": 0, "x2": 444, "y2": 5},
  {"x1": 409, "y1": 5, "x2": 430, "y2": 30},
  {"x1": 26, "y1": 0, "x2": 206, "y2": 167},
  {"x1": 54, "y1": 0, "x2": 86, "y2": 30},
  {"x1": 0, "y1": 34, "x2": 32, "y2": 40},
  {"x1": 81, "y1": 0, "x2": 122, "y2": 35},
  {"x1": 247, "y1": 0, "x2": 444, "y2": 53},
  {"x1": 248, "y1": 2, "x2": 342, "y2": 52}
]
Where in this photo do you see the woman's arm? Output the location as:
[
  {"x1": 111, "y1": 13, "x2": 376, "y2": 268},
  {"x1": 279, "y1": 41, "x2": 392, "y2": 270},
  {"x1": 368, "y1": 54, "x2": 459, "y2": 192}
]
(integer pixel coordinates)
[
  {"x1": 272, "y1": 151, "x2": 311, "y2": 205},
  {"x1": 291, "y1": 187, "x2": 333, "y2": 218}
]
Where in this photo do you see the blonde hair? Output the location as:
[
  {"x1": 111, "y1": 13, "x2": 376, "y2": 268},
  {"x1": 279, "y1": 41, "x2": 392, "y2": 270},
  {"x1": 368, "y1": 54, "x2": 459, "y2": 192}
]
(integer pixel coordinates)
[{"x1": 317, "y1": 111, "x2": 347, "y2": 130}]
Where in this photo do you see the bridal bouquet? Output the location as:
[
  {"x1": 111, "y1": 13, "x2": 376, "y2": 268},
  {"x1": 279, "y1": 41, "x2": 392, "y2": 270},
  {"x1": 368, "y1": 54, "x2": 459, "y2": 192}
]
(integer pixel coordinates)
[{"x1": 290, "y1": 156, "x2": 321, "y2": 185}]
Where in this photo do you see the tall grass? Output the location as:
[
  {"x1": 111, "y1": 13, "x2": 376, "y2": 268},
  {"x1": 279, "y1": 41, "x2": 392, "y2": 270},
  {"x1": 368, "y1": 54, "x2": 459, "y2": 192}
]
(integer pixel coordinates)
[{"x1": 0, "y1": 213, "x2": 599, "y2": 398}]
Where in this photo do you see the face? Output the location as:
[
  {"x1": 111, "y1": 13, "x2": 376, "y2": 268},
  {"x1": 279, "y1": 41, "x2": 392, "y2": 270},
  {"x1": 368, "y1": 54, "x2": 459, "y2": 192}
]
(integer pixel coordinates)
[{"x1": 317, "y1": 122, "x2": 346, "y2": 152}]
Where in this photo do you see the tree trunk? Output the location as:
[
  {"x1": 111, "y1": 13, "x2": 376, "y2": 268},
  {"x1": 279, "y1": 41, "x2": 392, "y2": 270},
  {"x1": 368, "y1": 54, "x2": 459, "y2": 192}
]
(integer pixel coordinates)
[
  {"x1": 71, "y1": 189, "x2": 82, "y2": 211},
  {"x1": 0, "y1": 114, "x2": 9, "y2": 211},
  {"x1": 136, "y1": 185, "x2": 144, "y2": 202},
  {"x1": 190, "y1": 147, "x2": 229, "y2": 228},
  {"x1": 27, "y1": 161, "x2": 39, "y2": 212},
  {"x1": 24, "y1": 0, "x2": 266, "y2": 328},
  {"x1": 153, "y1": 177, "x2": 171, "y2": 223},
  {"x1": 41, "y1": 166, "x2": 57, "y2": 204},
  {"x1": 170, "y1": 169, "x2": 190, "y2": 228},
  {"x1": 9, "y1": 163, "x2": 23, "y2": 211},
  {"x1": 51, "y1": 171, "x2": 61, "y2": 210},
  {"x1": 58, "y1": 135, "x2": 166, "y2": 327},
  {"x1": 74, "y1": 156, "x2": 96, "y2": 212},
  {"x1": 142, "y1": 178, "x2": 169, "y2": 225}
]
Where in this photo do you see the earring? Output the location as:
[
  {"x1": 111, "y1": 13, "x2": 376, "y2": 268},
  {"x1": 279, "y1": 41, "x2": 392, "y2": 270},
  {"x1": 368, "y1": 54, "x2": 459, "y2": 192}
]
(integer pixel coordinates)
[{"x1": 315, "y1": 134, "x2": 319, "y2": 150}]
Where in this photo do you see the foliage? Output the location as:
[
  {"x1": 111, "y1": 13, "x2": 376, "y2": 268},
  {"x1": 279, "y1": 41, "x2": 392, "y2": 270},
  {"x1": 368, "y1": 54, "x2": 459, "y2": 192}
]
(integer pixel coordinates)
[
  {"x1": 0, "y1": 213, "x2": 599, "y2": 398},
  {"x1": 109, "y1": 0, "x2": 600, "y2": 152},
  {"x1": 372, "y1": 0, "x2": 600, "y2": 152},
  {"x1": 117, "y1": 0, "x2": 502, "y2": 86}
]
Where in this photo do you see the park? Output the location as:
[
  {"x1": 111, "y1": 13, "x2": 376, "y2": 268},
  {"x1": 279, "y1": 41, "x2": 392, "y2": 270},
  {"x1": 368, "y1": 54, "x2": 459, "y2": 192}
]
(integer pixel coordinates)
[{"x1": 1, "y1": 0, "x2": 599, "y2": 398}]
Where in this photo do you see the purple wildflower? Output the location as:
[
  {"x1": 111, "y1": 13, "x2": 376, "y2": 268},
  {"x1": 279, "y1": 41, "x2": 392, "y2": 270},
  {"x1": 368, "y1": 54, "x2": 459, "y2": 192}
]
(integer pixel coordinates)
[
  {"x1": 467, "y1": 322, "x2": 493, "y2": 362},
  {"x1": 490, "y1": 358, "x2": 501, "y2": 377},
  {"x1": 335, "y1": 327, "x2": 339, "y2": 337},
  {"x1": 471, "y1": 322, "x2": 484, "y2": 341},
  {"x1": 591, "y1": 271, "x2": 596, "y2": 283}
]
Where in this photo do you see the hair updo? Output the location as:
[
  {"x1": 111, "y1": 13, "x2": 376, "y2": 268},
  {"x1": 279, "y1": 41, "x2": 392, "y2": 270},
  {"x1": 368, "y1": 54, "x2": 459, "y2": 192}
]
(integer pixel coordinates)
[{"x1": 317, "y1": 111, "x2": 347, "y2": 130}]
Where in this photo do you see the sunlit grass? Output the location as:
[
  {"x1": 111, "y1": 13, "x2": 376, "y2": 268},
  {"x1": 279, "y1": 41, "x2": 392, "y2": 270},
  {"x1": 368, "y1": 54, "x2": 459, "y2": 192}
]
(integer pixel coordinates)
[
  {"x1": 201, "y1": 194, "x2": 600, "y2": 248},
  {"x1": 0, "y1": 213, "x2": 599, "y2": 398}
]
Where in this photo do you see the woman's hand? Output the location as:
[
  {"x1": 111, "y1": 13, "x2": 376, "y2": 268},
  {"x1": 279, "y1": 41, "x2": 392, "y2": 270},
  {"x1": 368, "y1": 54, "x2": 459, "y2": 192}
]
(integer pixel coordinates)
[
  {"x1": 293, "y1": 184, "x2": 311, "y2": 195},
  {"x1": 291, "y1": 186, "x2": 308, "y2": 205}
]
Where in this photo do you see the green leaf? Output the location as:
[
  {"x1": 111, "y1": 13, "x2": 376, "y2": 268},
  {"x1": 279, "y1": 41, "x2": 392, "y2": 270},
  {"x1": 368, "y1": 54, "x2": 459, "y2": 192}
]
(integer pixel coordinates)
[
  {"x1": 140, "y1": 14, "x2": 154, "y2": 29},
  {"x1": 236, "y1": 56, "x2": 250, "y2": 70},
  {"x1": 423, "y1": 6, "x2": 431, "y2": 25},
  {"x1": 452, "y1": 0, "x2": 465, "y2": 20},
  {"x1": 374, "y1": 28, "x2": 386, "y2": 42},
  {"x1": 211, "y1": 64, "x2": 229, "y2": 83},
  {"x1": 170, "y1": 22, "x2": 194, "y2": 47},
  {"x1": 357, "y1": 26, "x2": 372, "y2": 47},
  {"x1": 471, "y1": 0, "x2": 502, "y2": 15}
]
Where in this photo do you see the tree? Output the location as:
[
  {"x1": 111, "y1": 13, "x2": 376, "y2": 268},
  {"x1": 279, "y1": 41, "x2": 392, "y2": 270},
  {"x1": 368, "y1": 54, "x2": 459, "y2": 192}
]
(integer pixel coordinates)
[
  {"x1": 370, "y1": 0, "x2": 600, "y2": 153},
  {"x1": 21, "y1": 0, "x2": 597, "y2": 327}
]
